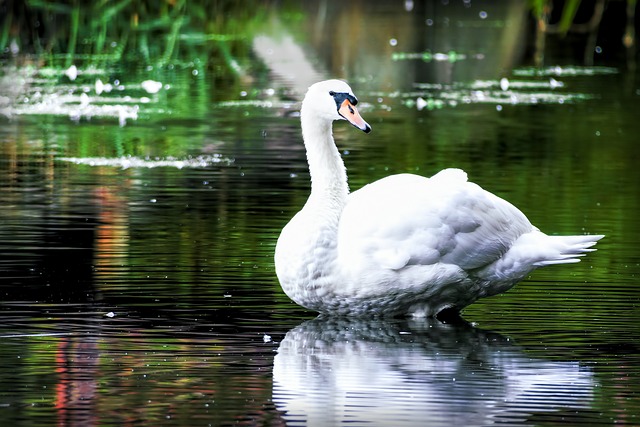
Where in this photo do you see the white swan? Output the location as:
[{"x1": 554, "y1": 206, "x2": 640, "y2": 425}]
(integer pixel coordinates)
[{"x1": 275, "y1": 79, "x2": 604, "y2": 318}]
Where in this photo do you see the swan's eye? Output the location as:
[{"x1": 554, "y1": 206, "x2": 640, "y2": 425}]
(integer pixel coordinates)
[{"x1": 329, "y1": 91, "x2": 336, "y2": 97}]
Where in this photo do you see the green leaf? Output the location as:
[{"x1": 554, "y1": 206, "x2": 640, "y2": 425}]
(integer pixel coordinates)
[{"x1": 558, "y1": 0, "x2": 582, "y2": 35}]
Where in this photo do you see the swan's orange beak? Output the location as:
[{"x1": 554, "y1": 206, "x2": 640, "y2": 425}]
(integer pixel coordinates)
[{"x1": 339, "y1": 99, "x2": 371, "y2": 133}]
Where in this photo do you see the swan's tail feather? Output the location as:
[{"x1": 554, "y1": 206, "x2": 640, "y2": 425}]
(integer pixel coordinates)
[
  {"x1": 475, "y1": 232, "x2": 604, "y2": 285},
  {"x1": 533, "y1": 234, "x2": 605, "y2": 267}
]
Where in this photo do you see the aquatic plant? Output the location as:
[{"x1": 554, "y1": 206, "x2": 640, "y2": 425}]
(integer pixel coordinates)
[
  {"x1": 0, "y1": 0, "x2": 268, "y2": 73},
  {"x1": 530, "y1": 0, "x2": 637, "y2": 65}
]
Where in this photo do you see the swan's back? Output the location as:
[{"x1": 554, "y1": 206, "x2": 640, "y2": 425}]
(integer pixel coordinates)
[{"x1": 338, "y1": 168, "x2": 534, "y2": 281}]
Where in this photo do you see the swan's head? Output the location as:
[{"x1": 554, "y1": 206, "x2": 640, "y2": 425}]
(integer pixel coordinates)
[{"x1": 302, "y1": 80, "x2": 371, "y2": 133}]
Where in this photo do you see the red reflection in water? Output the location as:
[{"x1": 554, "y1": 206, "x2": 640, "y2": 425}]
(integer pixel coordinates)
[{"x1": 55, "y1": 337, "x2": 99, "y2": 427}]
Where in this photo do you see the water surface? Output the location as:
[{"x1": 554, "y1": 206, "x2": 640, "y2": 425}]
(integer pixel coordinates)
[{"x1": 1, "y1": 1, "x2": 639, "y2": 425}]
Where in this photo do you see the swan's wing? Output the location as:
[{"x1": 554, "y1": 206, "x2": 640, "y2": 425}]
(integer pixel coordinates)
[{"x1": 338, "y1": 169, "x2": 534, "y2": 275}]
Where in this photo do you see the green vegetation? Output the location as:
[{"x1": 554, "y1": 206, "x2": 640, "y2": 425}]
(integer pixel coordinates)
[
  {"x1": 529, "y1": 0, "x2": 637, "y2": 65},
  {"x1": 1, "y1": 0, "x2": 272, "y2": 73}
]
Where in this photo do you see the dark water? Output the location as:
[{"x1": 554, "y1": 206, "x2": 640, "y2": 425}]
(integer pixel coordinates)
[{"x1": 1, "y1": 2, "x2": 640, "y2": 426}]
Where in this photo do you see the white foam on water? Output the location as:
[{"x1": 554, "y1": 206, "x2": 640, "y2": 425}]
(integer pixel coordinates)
[{"x1": 58, "y1": 154, "x2": 234, "y2": 169}]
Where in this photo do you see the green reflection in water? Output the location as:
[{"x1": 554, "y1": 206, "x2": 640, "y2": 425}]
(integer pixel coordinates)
[{"x1": 1, "y1": 1, "x2": 639, "y2": 426}]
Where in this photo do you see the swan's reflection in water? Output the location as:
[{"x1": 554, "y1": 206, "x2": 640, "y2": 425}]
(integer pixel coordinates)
[{"x1": 273, "y1": 317, "x2": 594, "y2": 426}]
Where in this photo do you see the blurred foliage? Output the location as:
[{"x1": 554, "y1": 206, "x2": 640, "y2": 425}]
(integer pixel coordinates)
[
  {"x1": 529, "y1": 0, "x2": 638, "y2": 42},
  {"x1": 529, "y1": 0, "x2": 610, "y2": 34},
  {"x1": 529, "y1": 0, "x2": 637, "y2": 64},
  {"x1": 0, "y1": 0, "x2": 274, "y2": 72},
  {"x1": 2, "y1": 0, "x2": 637, "y2": 73}
]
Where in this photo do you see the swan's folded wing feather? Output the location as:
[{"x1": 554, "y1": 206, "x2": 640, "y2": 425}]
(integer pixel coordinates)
[{"x1": 337, "y1": 170, "x2": 534, "y2": 275}]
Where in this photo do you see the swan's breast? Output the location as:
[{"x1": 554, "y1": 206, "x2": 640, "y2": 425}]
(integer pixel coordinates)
[{"x1": 275, "y1": 210, "x2": 344, "y2": 307}]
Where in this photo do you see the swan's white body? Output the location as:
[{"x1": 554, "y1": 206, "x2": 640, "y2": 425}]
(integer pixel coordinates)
[{"x1": 275, "y1": 80, "x2": 603, "y2": 317}]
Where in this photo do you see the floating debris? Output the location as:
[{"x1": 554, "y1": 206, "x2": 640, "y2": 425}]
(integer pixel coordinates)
[
  {"x1": 141, "y1": 79, "x2": 163, "y2": 94},
  {"x1": 403, "y1": 75, "x2": 597, "y2": 110},
  {"x1": 391, "y1": 50, "x2": 485, "y2": 63},
  {"x1": 512, "y1": 65, "x2": 618, "y2": 77},
  {"x1": 438, "y1": 89, "x2": 591, "y2": 106},
  {"x1": 217, "y1": 100, "x2": 277, "y2": 108},
  {"x1": 65, "y1": 64, "x2": 78, "y2": 80},
  {"x1": 58, "y1": 154, "x2": 234, "y2": 169},
  {"x1": 4, "y1": 92, "x2": 141, "y2": 125},
  {"x1": 0, "y1": 65, "x2": 164, "y2": 125},
  {"x1": 95, "y1": 78, "x2": 113, "y2": 95},
  {"x1": 470, "y1": 78, "x2": 564, "y2": 90},
  {"x1": 407, "y1": 96, "x2": 445, "y2": 111},
  {"x1": 215, "y1": 99, "x2": 298, "y2": 110},
  {"x1": 405, "y1": 90, "x2": 592, "y2": 110}
]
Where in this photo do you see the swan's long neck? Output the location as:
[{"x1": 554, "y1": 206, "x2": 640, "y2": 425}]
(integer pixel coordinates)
[
  {"x1": 273, "y1": 108, "x2": 348, "y2": 309},
  {"x1": 300, "y1": 111, "x2": 349, "y2": 210}
]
